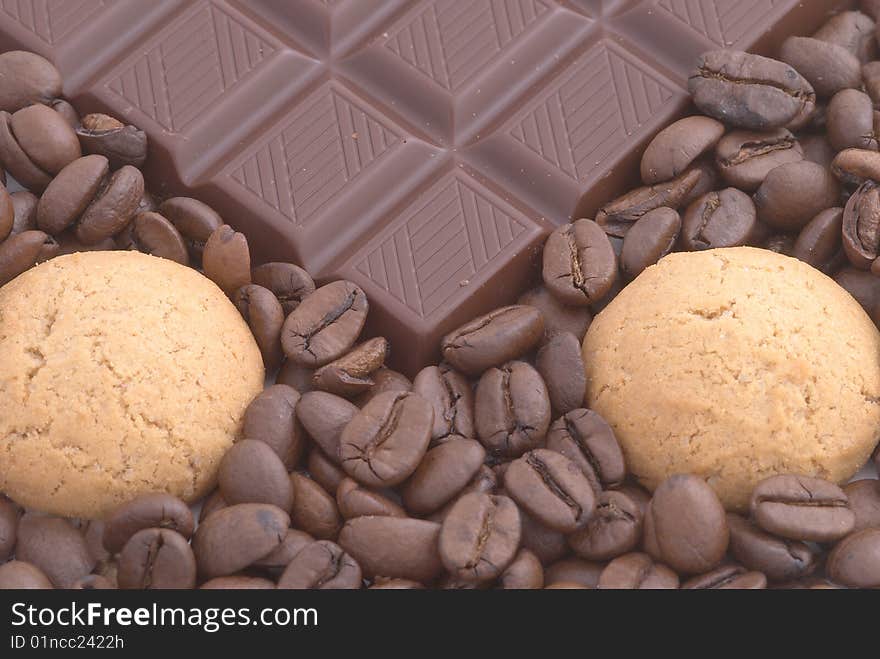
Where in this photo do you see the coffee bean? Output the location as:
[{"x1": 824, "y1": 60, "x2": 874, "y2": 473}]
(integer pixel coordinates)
[
  {"x1": 726, "y1": 513, "x2": 818, "y2": 582},
  {"x1": 499, "y1": 549, "x2": 544, "y2": 589},
  {"x1": 755, "y1": 160, "x2": 840, "y2": 231},
  {"x1": 336, "y1": 477, "x2": 406, "y2": 519},
  {"x1": 192, "y1": 504, "x2": 289, "y2": 579},
  {"x1": 543, "y1": 219, "x2": 619, "y2": 307},
  {"x1": 597, "y1": 552, "x2": 679, "y2": 589},
  {"x1": 545, "y1": 557, "x2": 604, "y2": 588},
  {"x1": 15, "y1": 514, "x2": 95, "y2": 588},
  {"x1": 369, "y1": 578, "x2": 425, "y2": 589},
  {"x1": 80, "y1": 520, "x2": 110, "y2": 566},
  {"x1": 842, "y1": 479, "x2": 880, "y2": 532},
  {"x1": 76, "y1": 164, "x2": 144, "y2": 244},
  {"x1": 682, "y1": 565, "x2": 767, "y2": 589},
  {"x1": 545, "y1": 408, "x2": 625, "y2": 491},
  {"x1": 831, "y1": 147, "x2": 880, "y2": 186},
  {"x1": 103, "y1": 493, "x2": 194, "y2": 554},
  {"x1": 762, "y1": 233, "x2": 796, "y2": 256},
  {"x1": 72, "y1": 574, "x2": 115, "y2": 590},
  {"x1": 596, "y1": 169, "x2": 700, "y2": 237},
  {"x1": 814, "y1": 10, "x2": 877, "y2": 63},
  {"x1": 0, "y1": 181, "x2": 12, "y2": 241},
  {"x1": 219, "y1": 439, "x2": 295, "y2": 512},
  {"x1": 354, "y1": 367, "x2": 413, "y2": 406},
  {"x1": 800, "y1": 133, "x2": 836, "y2": 169},
  {"x1": 827, "y1": 89, "x2": 878, "y2": 152},
  {"x1": 402, "y1": 438, "x2": 485, "y2": 515},
  {"x1": 0, "y1": 112, "x2": 49, "y2": 191},
  {"x1": 843, "y1": 180, "x2": 880, "y2": 268},
  {"x1": 296, "y1": 391, "x2": 359, "y2": 460},
  {"x1": 308, "y1": 450, "x2": 346, "y2": 495},
  {"x1": 55, "y1": 228, "x2": 115, "y2": 256},
  {"x1": 202, "y1": 224, "x2": 251, "y2": 296},
  {"x1": 834, "y1": 266, "x2": 880, "y2": 312},
  {"x1": 505, "y1": 449, "x2": 596, "y2": 533},
  {"x1": 412, "y1": 365, "x2": 475, "y2": 443},
  {"x1": 535, "y1": 332, "x2": 586, "y2": 415},
  {"x1": 751, "y1": 474, "x2": 855, "y2": 542},
  {"x1": 439, "y1": 492, "x2": 521, "y2": 583},
  {"x1": 441, "y1": 305, "x2": 544, "y2": 375},
  {"x1": 118, "y1": 211, "x2": 189, "y2": 265},
  {"x1": 0, "y1": 560, "x2": 53, "y2": 589},
  {"x1": 780, "y1": 36, "x2": 862, "y2": 98},
  {"x1": 689, "y1": 50, "x2": 815, "y2": 130},
  {"x1": 519, "y1": 510, "x2": 567, "y2": 565},
  {"x1": 9, "y1": 104, "x2": 82, "y2": 176},
  {"x1": 680, "y1": 159, "x2": 721, "y2": 207},
  {"x1": 312, "y1": 337, "x2": 387, "y2": 397},
  {"x1": 243, "y1": 384, "x2": 305, "y2": 469},
  {"x1": 338, "y1": 516, "x2": 442, "y2": 583},
  {"x1": 620, "y1": 206, "x2": 680, "y2": 279},
  {"x1": 36, "y1": 155, "x2": 108, "y2": 235},
  {"x1": 826, "y1": 527, "x2": 880, "y2": 588},
  {"x1": 199, "y1": 490, "x2": 228, "y2": 523},
  {"x1": 640, "y1": 116, "x2": 725, "y2": 184},
  {"x1": 568, "y1": 490, "x2": 642, "y2": 561},
  {"x1": 234, "y1": 283, "x2": 284, "y2": 371},
  {"x1": 426, "y1": 465, "x2": 499, "y2": 524},
  {"x1": 0, "y1": 51, "x2": 62, "y2": 113},
  {"x1": 290, "y1": 473, "x2": 341, "y2": 540},
  {"x1": 644, "y1": 474, "x2": 728, "y2": 575},
  {"x1": 201, "y1": 576, "x2": 276, "y2": 589},
  {"x1": 76, "y1": 113, "x2": 147, "y2": 170},
  {"x1": 282, "y1": 280, "x2": 368, "y2": 367},
  {"x1": 0, "y1": 497, "x2": 19, "y2": 561},
  {"x1": 866, "y1": 58, "x2": 880, "y2": 105},
  {"x1": 276, "y1": 540, "x2": 361, "y2": 589},
  {"x1": 680, "y1": 188, "x2": 761, "y2": 250},
  {"x1": 10, "y1": 190, "x2": 38, "y2": 235},
  {"x1": 158, "y1": 197, "x2": 223, "y2": 263},
  {"x1": 252, "y1": 528, "x2": 314, "y2": 574},
  {"x1": 715, "y1": 128, "x2": 804, "y2": 192},
  {"x1": 251, "y1": 261, "x2": 316, "y2": 315},
  {"x1": 117, "y1": 528, "x2": 196, "y2": 590},
  {"x1": 276, "y1": 360, "x2": 314, "y2": 394},
  {"x1": 475, "y1": 361, "x2": 551, "y2": 458},
  {"x1": 792, "y1": 207, "x2": 843, "y2": 271},
  {"x1": 339, "y1": 391, "x2": 432, "y2": 487},
  {"x1": 517, "y1": 285, "x2": 592, "y2": 342}
]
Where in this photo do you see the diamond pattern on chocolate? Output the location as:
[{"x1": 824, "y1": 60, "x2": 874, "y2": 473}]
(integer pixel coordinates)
[
  {"x1": 0, "y1": 0, "x2": 106, "y2": 45},
  {"x1": 656, "y1": 0, "x2": 781, "y2": 47}
]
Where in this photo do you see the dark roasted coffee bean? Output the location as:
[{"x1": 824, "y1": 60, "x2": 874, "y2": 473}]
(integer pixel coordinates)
[
  {"x1": 0, "y1": 497, "x2": 19, "y2": 561},
  {"x1": 517, "y1": 285, "x2": 592, "y2": 342},
  {"x1": 234, "y1": 284, "x2": 284, "y2": 371},
  {"x1": 834, "y1": 267, "x2": 880, "y2": 312},
  {"x1": 117, "y1": 528, "x2": 196, "y2": 590},
  {"x1": 355, "y1": 367, "x2": 412, "y2": 406},
  {"x1": 297, "y1": 391, "x2": 359, "y2": 461},
  {"x1": 543, "y1": 219, "x2": 618, "y2": 306},
  {"x1": 244, "y1": 384, "x2": 304, "y2": 469},
  {"x1": 7, "y1": 104, "x2": 81, "y2": 177},
  {"x1": 276, "y1": 360, "x2": 314, "y2": 394},
  {"x1": 81, "y1": 520, "x2": 111, "y2": 566},
  {"x1": 519, "y1": 510, "x2": 567, "y2": 565},
  {"x1": 726, "y1": 513, "x2": 817, "y2": 582},
  {"x1": 689, "y1": 50, "x2": 815, "y2": 130},
  {"x1": 0, "y1": 560, "x2": 53, "y2": 589},
  {"x1": 545, "y1": 409, "x2": 625, "y2": 491},
  {"x1": 843, "y1": 479, "x2": 880, "y2": 532},
  {"x1": 36, "y1": 155, "x2": 108, "y2": 235},
  {"x1": 535, "y1": 332, "x2": 586, "y2": 415},
  {"x1": 118, "y1": 211, "x2": 189, "y2": 265},
  {"x1": 827, "y1": 89, "x2": 878, "y2": 152},
  {"x1": 597, "y1": 552, "x2": 679, "y2": 589},
  {"x1": 800, "y1": 133, "x2": 836, "y2": 169},
  {"x1": 681, "y1": 188, "x2": 760, "y2": 250},
  {"x1": 0, "y1": 230, "x2": 58, "y2": 284},
  {"x1": 843, "y1": 180, "x2": 880, "y2": 268},
  {"x1": 202, "y1": 224, "x2": 251, "y2": 295},
  {"x1": 55, "y1": 228, "x2": 115, "y2": 255},
  {"x1": 282, "y1": 280, "x2": 368, "y2": 367},
  {"x1": 308, "y1": 450, "x2": 346, "y2": 495},
  {"x1": 201, "y1": 576, "x2": 275, "y2": 589},
  {"x1": 826, "y1": 527, "x2": 880, "y2": 588},
  {"x1": 103, "y1": 493, "x2": 194, "y2": 554},
  {"x1": 252, "y1": 261, "x2": 316, "y2": 315},
  {"x1": 545, "y1": 558, "x2": 604, "y2": 588},
  {"x1": 427, "y1": 465, "x2": 498, "y2": 525},
  {"x1": 336, "y1": 477, "x2": 406, "y2": 520},
  {"x1": 441, "y1": 305, "x2": 544, "y2": 375},
  {"x1": 831, "y1": 147, "x2": 880, "y2": 187},
  {"x1": 644, "y1": 474, "x2": 728, "y2": 575},
  {"x1": 277, "y1": 540, "x2": 361, "y2": 589},
  {"x1": 682, "y1": 564, "x2": 767, "y2": 589},
  {"x1": 290, "y1": 473, "x2": 341, "y2": 540},
  {"x1": 0, "y1": 111, "x2": 50, "y2": 191},
  {"x1": 10, "y1": 190, "x2": 38, "y2": 234},
  {"x1": 219, "y1": 439, "x2": 295, "y2": 512},
  {"x1": 762, "y1": 233, "x2": 796, "y2": 256},
  {"x1": 412, "y1": 365, "x2": 475, "y2": 443},
  {"x1": 76, "y1": 164, "x2": 144, "y2": 244},
  {"x1": 0, "y1": 51, "x2": 62, "y2": 113},
  {"x1": 680, "y1": 159, "x2": 720, "y2": 207},
  {"x1": 338, "y1": 516, "x2": 442, "y2": 583},
  {"x1": 312, "y1": 337, "x2": 387, "y2": 397},
  {"x1": 750, "y1": 474, "x2": 855, "y2": 542},
  {"x1": 15, "y1": 514, "x2": 95, "y2": 588},
  {"x1": 76, "y1": 113, "x2": 147, "y2": 169},
  {"x1": 0, "y1": 180, "x2": 12, "y2": 241},
  {"x1": 640, "y1": 116, "x2": 725, "y2": 184},
  {"x1": 620, "y1": 206, "x2": 680, "y2": 279},
  {"x1": 475, "y1": 361, "x2": 550, "y2": 458},
  {"x1": 865, "y1": 57, "x2": 880, "y2": 104},
  {"x1": 596, "y1": 169, "x2": 700, "y2": 237},
  {"x1": 505, "y1": 449, "x2": 596, "y2": 533},
  {"x1": 402, "y1": 438, "x2": 485, "y2": 515},
  {"x1": 755, "y1": 160, "x2": 840, "y2": 231},
  {"x1": 72, "y1": 574, "x2": 115, "y2": 590},
  {"x1": 792, "y1": 207, "x2": 843, "y2": 271},
  {"x1": 192, "y1": 504, "x2": 289, "y2": 579},
  {"x1": 439, "y1": 492, "x2": 521, "y2": 583},
  {"x1": 158, "y1": 196, "x2": 222, "y2": 263},
  {"x1": 814, "y1": 10, "x2": 876, "y2": 62},
  {"x1": 567, "y1": 490, "x2": 642, "y2": 561},
  {"x1": 780, "y1": 36, "x2": 861, "y2": 98},
  {"x1": 715, "y1": 128, "x2": 803, "y2": 192},
  {"x1": 339, "y1": 391, "x2": 432, "y2": 487},
  {"x1": 252, "y1": 528, "x2": 314, "y2": 574},
  {"x1": 199, "y1": 490, "x2": 228, "y2": 523},
  {"x1": 499, "y1": 549, "x2": 544, "y2": 589}
]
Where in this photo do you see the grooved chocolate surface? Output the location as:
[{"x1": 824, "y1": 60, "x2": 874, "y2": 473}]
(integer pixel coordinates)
[{"x1": 0, "y1": 0, "x2": 851, "y2": 375}]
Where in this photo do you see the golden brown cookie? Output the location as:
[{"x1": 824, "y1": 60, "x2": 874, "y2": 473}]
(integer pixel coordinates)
[
  {"x1": 0, "y1": 251, "x2": 264, "y2": 518},
  {"x1": 583, "y1": 246, "x2": 880, "y2": 511}
]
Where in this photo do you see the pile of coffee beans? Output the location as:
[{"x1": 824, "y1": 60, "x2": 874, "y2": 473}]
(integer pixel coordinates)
[{"x1": 1, "y1": 5, "x2": 880, "y2": 589}]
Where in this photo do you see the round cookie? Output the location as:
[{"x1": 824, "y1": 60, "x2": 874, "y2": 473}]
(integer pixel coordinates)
[
  {"x1": 0, "y1": 251, "x2": 264, "y2": 519},
  {"x1": 583, "y1": 246, "x2": 880, "y2": 511}
]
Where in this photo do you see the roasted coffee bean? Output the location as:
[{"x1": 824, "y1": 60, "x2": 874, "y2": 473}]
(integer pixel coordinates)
[
  {"x1": 201, "y1": 576, "x2": 275, "y2": 589},
  {"x1": 4, "y1": 104, "x2": 82, "y2": 183},
  {"x1": 103, "y1": 493, "x2": 194, "y2": 554},
  {"x1": 831, "y1": 147, "x2": 880, "y2": 186},
  {"x1": 10, "y1": 190, "x2": 38, "y2": 234},
  {"x1": 644, "y1": 474, "x2": 728, "y2": 575},
  {"x1": 545, "y1": 409, "x2": 625, "y2": 491},
  {"x1": 192, "y1": 504, "x2": 289, "y2": 579},
  {"x1": 76, "y1": 164, "x2": 144, "y2": 244},
  {"x1": 402, "y1": 438, "x2": 485, "y2": 515},
  {"x1": 595, "y1": 169, "x2": 700, "y2": 237},
  {"x1": 475, "y1": 361, "x2": 551, "y2": 458},
  {"x1": 780, "y1": 36, "x2": 861, "y2": 98},
  {"x1": 244, "y1": 384, "x2": 305, "y2": 469},
  {"x1": 726, "y1": 513, "x2": 817, "y2": 582},
  {"x1": 427, "y1": 465, "x2": 498, "y2": 525},
  {"x1": 290, "y1": 473, "x2": 341, "y2": 540},
  {"x1": 505, "y1": 449, "x2": 596, "y2": 533},
  {"x1": 826, "y1": 527, "x2": 880, "y2": 588},
  {"x1": 199, "y1": 490, "x2": 228, "y2": 523},
  {"x1": 689, "y1": 50, "x2": 815, "y2": 130},
  {"x1": 750, "y1": 474, "x2": 855, "y2": 542},
  {"x1": 865, "y1": 58, "x2": 880, "y2": 104},
  {"x1": 0, "y1": 230, "x2": 57, "y2": 285},
  {"x1": 843, "y1": 180, "x2": 880, "y2": 268},
  {"x1": 338, "y1": 516, "x2": 442, "y2": 583},
  {"x1": 219, "y1": 440, "x2": 295, "y2": 512},
  {"x1": 0, "y1": 497, "x2": 19, "y2": 561},
  {"x1": 252, "y1": 528, "x2": 314, "y2": 573},
  {"x1": 308, "y1": 450, "x2": 346, "y2": 494},
  {"x1": 0, "y1": 113, "x2": 47, "y2": 190},
  {"x1": 234, "y1": 284, "x2": 284, "y2": 371},
  {"x1": 297, "y1": 391, "x2": 359, "y2": 460},
  {"x1": 282, "y1": 280, "x2": 368, "y2": 367},
  {"x1": 0, "y1": 560, "x2": 53, "y2": 589},
  {"x1": 519, "y1": 510, "x2": 567, "y2": 565},
  {"x1": 814, "y1": 10, "x2": 877, "y2": 62},
  {"x1": 412, "y1": 364, "x2": 475, "y2": 443},
  {"x1": 755, "y1": 161, "x2": 840, "y2": 231},
  {"x1": 336, "y1": 477, "x2": 406, "y2": 519},
  {"x1": 682, "y1": 565, "x2": 767, "y2": 589},
  {"x1": 369, "y1": 578, "x2": 425, "y2": 589},
  {"x1": 36, "y1": 155, "x2": 108, "y2": 234},
  {"x1": 680, "y1": 159, "x2": 721, "y2": 207},
  {"x1": 843, "y1": 479, "x2": 880, "y2": 532},
  {"x1": 620, "y1": 207, "x2": 680, "y2": 279},
  {"x1": 72, "y1": 574, "x2": 115, "y2": 590},
  {"x1": 827, "y1": 89, "x2": 878, "y2": 152},
  {"x1": 441, "y1": 305, "x2": 544, "y2": 375},
  {"x1": 277, "y1": 540, "x2": 361, "y2": 589},
  {"x1": 640, "y1": 116, "x2": 725, "y2": 184},
  {"x1": 355, "y1": 367, "x2": 413, "y2": 406},
  {"x1": 545, "y1": 557, "x2": 604, "y2": 588},
  {"x1": 117, "y1": 211, "x2": 189, "y2": 265},
  {"x1": 499, "y1": 549, "x2": 544, "y2": 589},
  {"x1": 762, "y1": 233, "x2": 796, "y2": 256},
  {"x1": 792, "y1": 207, "x2": 843, "y2": 271},
  {"x1": 681, "y1": 188, "x2": 761, "y2": 250},
  {"x1": 0, "y1": 51, "x2": 62, "y2": 113},
  {"x1": 252, "y1": 261, "x2": 316, "y2": 315},
  {"x1": 76, "y1": 113, "x2": 147, "y2": 169},
  {"x1": 312, "y1": 337, "x2": 387, "y2": 397},
  {"x1": 597, "y1": 552, "x2": 679, "y2": 589},
  {"x1": 715, "y1": 128, "x2": 803, "y2": 192},
  {"x1": 800, "y1": 133, "x2": 836, "y2": 169},
  {"x1": 15, "y1": 515, "x2": 95, "y2": 588},
  {"x1": 158, "y1": 196, "x2": 222, "y2": 263},
  {"x1": 339, "y1": 391, "x2": 432, "y2": 487},
  {"x1": 117, "y1": 528, "x2": 196, "y2": 590},
  {"x1": 0, "y1": 180, "x2": 12, "y2": 241},
  {"x1": 535, "y1": 332, "x2": 586, "y2": 415},
  {"x1": 517, "y1": 285, "x2": 592, "y2": 342},
  {"x1": 439, "y1": 492, "x2": 521, "y2": 583},
  {"x1": 276, "y1": 360, "x2": 314, "y2": 394},
  {"x1": 55, "y1": 228, "x2": 115, "y2": 255},
  {"x1": 81, "y1": 519, "x2": 110, "y2": 566},
  {"x1": 834, "y1": 267, "x2": 880, "y2": 312},
  {"x1": 568, "y1": 490, "x2": 642, "y2": 561},
  {"x1": 202, "y1": 224, "x2": 251, "y2": 295}
]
